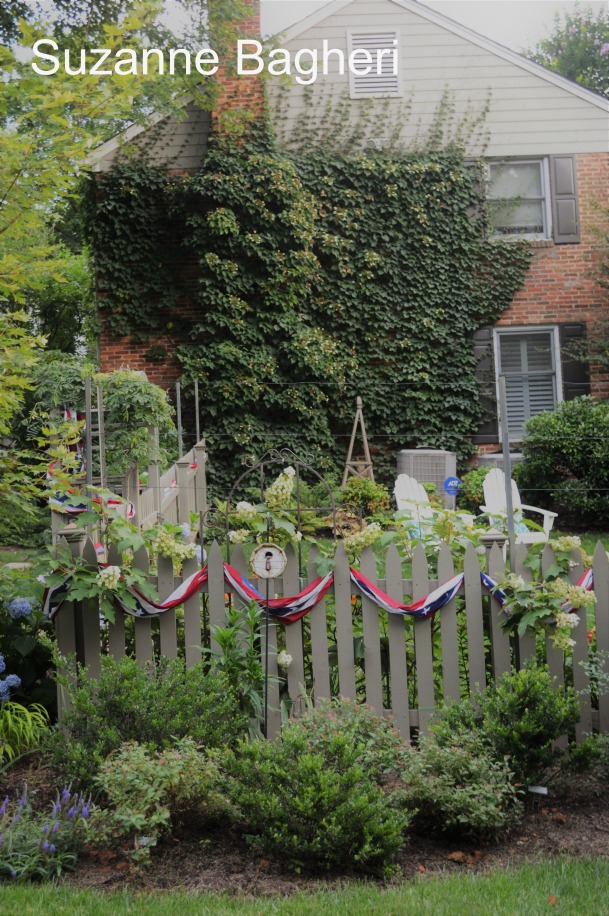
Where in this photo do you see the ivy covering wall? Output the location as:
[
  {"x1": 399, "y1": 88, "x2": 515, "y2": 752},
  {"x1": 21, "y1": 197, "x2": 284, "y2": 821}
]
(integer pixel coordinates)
[{"x1": 86, "y1": 127, "x2": 531, "y2": 492}]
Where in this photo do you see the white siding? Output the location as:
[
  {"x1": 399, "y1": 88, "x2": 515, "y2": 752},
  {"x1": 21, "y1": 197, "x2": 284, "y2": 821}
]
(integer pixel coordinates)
[
  {"x1": 94, "y1": 102, "x2": 211, "y2": 173},
  {"x1": 269, "y1": 0, "x2": 609, "y2": 156}
]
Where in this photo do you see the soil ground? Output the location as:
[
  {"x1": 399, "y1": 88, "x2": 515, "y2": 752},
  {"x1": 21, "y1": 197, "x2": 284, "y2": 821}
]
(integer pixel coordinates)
[{"x1": 3, "y1": 756, "x2": 608, "y2": 898}]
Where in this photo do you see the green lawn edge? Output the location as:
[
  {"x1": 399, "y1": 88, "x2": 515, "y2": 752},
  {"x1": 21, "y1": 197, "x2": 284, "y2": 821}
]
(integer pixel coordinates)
[{"x1": 1, "y1": 858, "x2": 608, "y2": 915}]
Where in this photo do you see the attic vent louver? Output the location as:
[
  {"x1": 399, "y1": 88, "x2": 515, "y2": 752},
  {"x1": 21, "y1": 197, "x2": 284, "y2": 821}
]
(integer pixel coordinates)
[{"x1": 347, "y1": 30, "x2": 401, "y2": 99}]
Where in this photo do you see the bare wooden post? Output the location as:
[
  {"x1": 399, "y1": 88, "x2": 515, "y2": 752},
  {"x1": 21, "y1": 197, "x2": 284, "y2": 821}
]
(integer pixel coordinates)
[{"x1": 77, "y1": 537, "x2": 101, "y2": 680}]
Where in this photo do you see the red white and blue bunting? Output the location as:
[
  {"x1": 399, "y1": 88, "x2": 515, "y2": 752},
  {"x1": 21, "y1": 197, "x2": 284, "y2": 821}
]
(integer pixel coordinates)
[{"x1": 42, "y1": 562, "x2": 594, "y2": 625}]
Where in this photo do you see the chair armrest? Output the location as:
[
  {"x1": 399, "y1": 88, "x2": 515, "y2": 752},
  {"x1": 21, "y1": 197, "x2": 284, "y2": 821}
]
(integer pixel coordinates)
[
  {"x1": 520, "y1": 504, "x2": 557, "y2": 519},
  {"x1": 520, "y1": 504, "x2": 557, "y2": 535}
]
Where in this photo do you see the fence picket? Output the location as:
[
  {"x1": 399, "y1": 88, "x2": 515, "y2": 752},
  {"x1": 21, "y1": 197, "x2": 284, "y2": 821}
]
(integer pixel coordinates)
[
  {"x1": 542, "y1": 545, "x2": 564, "y2": 690},
  {"x1": 359, "y1": 546, "x2": 384, "y2": 714},
  {"x1": 55, "y1": 599, "x2": 76, "y2": 716},
  {"x1": 157, "y1": 555, "x2": 177, "y2": 660},
  {"x1": 106, "y1": 543, "x2": 125, "y2": 659},
  {"x1": 570, "y1": 548, "x2": 592, "y2": 740},
  {"x1": 307, "y1": 546, "x2": 331, "y2": 701},
  {"x1": 514, "y1": 543, "x2": 536, "y2": 663},
  {"x1": 182, "y1": 555, "x2": 202, "y2": 669},
  {"x1": 133, "y1": 545, "x2": 153, "y2": 666},
  {"x1": 282, "y1": 543, "x2": 306, "y2": 710},
  {"x1": 463, "y1": 542, "x2": 486, "y2": 693},
  {"x1": 488, "y1": 543, "x2": 511, "y2": 677},
  {"x1": 207, "y1": 541, "x2": 226, "y2": 653},
  {"x1": 412, "y1": 544, "x2": 435, "y2": 735},
  {"x1": 437, "y1": 544, "x2": 460, "y2": 704},
  {"x1": 334, "y1": 542, "x2": 357, "y2": 700},
  {"x1": 79, "y1": 538, "x2": 101, "y2": 679},
  {"x1": 594, "y1": 542, "x2": 609, "y2": 733},
  {"x1": 385, "y1": 544, "x2": 409, "y2": 738}
]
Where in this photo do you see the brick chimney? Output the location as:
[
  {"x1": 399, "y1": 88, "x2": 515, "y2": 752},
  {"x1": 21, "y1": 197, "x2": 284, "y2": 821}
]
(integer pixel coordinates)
[{"x1": 213, "y1": 0, "x2": 264, "y2": 129}]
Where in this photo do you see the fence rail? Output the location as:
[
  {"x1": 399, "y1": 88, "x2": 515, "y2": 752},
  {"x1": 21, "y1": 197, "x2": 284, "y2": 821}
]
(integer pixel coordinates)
[{"x1": 54, "y1": 535, "x2": 609, "y2": 742}]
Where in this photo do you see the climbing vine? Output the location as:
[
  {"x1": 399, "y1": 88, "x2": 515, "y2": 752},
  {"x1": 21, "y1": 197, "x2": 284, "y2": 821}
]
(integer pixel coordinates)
[{"x1": 85, "y1": 123, "x2": 531, "y2": 492}]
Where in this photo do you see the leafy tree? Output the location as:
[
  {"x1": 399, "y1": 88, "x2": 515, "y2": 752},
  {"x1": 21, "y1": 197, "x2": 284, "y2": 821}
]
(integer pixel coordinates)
[{"x1": 524, "y1": 5, "x2": 609, "y2": 97}]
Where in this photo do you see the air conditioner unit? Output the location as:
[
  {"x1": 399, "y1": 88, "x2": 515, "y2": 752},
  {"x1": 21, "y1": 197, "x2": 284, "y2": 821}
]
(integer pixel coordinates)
[{"x1": 396, "y1": 449, "x2": 457, "y2": 508}]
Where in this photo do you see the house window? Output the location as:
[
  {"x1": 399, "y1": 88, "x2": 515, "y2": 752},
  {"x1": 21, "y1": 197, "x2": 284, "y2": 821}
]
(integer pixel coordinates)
[
  {"x1": 347, "y1": 31, "x2": 401, "y2": 99},
  {"x1": 494, "y1": 328, "x2": 562, "y2": 439},
  {"x1": 488, "y1": 159, "x2": 551, "y2": 239}
]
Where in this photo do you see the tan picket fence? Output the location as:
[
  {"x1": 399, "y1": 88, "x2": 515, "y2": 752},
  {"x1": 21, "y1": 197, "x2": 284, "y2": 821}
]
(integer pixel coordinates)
[{"x1": 54, "y1": 536, "x2": 609, "y2": 742}]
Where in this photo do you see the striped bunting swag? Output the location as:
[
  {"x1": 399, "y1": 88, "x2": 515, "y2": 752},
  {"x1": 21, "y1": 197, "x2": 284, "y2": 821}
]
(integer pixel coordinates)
[{"x1": 43, "y1": 562, "x2": 531, "y2": 623}]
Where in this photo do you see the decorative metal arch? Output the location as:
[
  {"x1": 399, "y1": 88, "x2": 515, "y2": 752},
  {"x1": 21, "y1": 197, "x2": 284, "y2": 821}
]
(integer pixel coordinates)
[{"x1": 202, "y1": 448, "x2": 361, "y2": 565}]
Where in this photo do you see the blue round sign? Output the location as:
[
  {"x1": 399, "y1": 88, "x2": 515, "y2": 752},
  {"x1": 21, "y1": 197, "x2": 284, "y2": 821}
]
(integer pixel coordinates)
[{"x1": 443, "y1": 476, "x2": 462, "y2": 496}]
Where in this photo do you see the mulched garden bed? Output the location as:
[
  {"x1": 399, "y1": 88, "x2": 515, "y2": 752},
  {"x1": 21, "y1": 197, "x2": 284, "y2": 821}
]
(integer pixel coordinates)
[{"x1": 3, "y1": 756, "x2": 609, "y2": 897}]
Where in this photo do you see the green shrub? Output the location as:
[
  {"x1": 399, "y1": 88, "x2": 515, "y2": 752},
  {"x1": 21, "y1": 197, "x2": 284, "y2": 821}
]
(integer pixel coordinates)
[
  {"x1": 93, "y1": 739, "x2": 230, "y2": 865},
  {"x1": 0, "y1": 502, "x2": 48, "y2": 548},
  {"x1": 516, "y1": 397, "x2": 609, "y2": 525},
  {"x1": 432, "y1": 663, "x2": 580, "y2": 785},
  {"x1": 0, "y1": 701, "x2": 49, "y2": 766},
  {"x1": 224, "y1": 708, "x2": 410, "y2": 874},
  {"x1": 46, "y1": 656, "x2": 247, "y2": 787},
  {"x1": 294, "y1": 696, "x2": 410, "y2": 777},
  {"x1": 457, "y1": 466, "x2": 491, "y2": 514},
  {"x1": 341, "y1": 478, "x2": 391, "y2": 516},
  {"x1": 393, "y1": 733, "x2": 522, "y2": 842}
]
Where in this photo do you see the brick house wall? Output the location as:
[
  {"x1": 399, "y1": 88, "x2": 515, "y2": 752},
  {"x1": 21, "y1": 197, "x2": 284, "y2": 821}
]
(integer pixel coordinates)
[{"x1": 496, "y1": 152, "x2": 609, "y2": 399}]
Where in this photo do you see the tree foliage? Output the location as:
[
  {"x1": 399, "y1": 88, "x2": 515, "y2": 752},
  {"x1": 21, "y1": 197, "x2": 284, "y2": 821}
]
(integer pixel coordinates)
[{"x1": 525, "y1": 5, "x2": 609, "y2": 97}]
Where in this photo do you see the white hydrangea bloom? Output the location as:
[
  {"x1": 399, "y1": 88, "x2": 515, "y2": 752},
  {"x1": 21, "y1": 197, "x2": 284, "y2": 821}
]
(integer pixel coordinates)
[
  {"x1": 277, "y1": 650, "x2": 293, "y2": 668},
  {"x1": 96, "y1": 565, "x2": 122, "y2": 590}
]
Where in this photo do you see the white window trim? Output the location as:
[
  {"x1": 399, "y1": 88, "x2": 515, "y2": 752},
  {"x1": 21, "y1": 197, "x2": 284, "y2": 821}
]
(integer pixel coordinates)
[
  {"x1": 493, "y1": 325, "x2": 563, "y2": 441},
  {"x1": 347, "y1": 30, "x2": 402, "y2": 100},
  {"x1": 487, "y1": 158, "x2": 552, "y2": 241}
]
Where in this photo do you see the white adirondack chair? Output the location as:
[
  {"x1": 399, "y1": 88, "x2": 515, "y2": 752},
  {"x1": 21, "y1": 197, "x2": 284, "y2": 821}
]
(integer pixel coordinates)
[
  {"x1": 480, "y1": 468, "x2": 557, "y2": 545},
  {"x1": 394, "y1": 474, "x2": 474, "y2": 534},
  {"x1": 394, "y1": 474, "x2": 435, "y2": 529}
]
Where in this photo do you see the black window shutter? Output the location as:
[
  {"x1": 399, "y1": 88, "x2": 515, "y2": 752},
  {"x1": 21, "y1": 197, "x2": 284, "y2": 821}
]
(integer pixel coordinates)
[
  {"x1": 550, "y1": 155, "x2": 580, "y2": 244},
  {"x1": 559, "y1": 323, "x2": 590, "y2": 400},
  {"x1": 473, "y1": 326, "x2": 499, "y2": 443}
]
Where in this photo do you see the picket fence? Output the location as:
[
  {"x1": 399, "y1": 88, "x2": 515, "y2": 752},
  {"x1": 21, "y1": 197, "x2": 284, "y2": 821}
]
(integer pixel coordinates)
[{"x1": 53, "y1": 531, "x2": 609, "y2": 743}]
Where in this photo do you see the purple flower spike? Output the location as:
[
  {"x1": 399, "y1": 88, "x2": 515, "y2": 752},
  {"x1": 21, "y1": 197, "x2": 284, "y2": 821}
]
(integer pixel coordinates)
[
  {"x1": 19, "y1": 787, "x2": 27, "y2": 807},
  {"x1": 61, "y1": 788, "x2": 70, "y2": 803},
  {"x1": 68, "y1": 806, "x2": 75, "y2": 818},
  {"x1": 41, "y1": 824, "x2": 49, "y2": 833},
  {"x1": 42, "y1": 840, "x2": 49, "y2": 852},
  {"x1": 49, "y1": 844, "x2": 56, "y2": 854},
  {"x1": 0, "y1": 796, "x2": 8, "y2": 816},
  {"x1": 10, "y1": 870, "x2": 17, "y2": 878},
  {"x1": 52, "y1": 821, "x2": 60, "y2": 834},
  {"x1": 52, "y1": 801, "x2": 61, "y2": 816},
  {"x1": 82, "y1": 804, "x2": 90, "y2": 819}
]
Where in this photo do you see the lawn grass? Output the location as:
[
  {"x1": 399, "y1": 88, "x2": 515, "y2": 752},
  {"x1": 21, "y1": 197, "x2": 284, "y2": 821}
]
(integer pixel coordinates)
[
  {"x1": 1, "y1": 858, "x2": 608, "y2": 915},
  {"x1": 0, "y1": 548, "x2": 35, "y2": 566}
]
